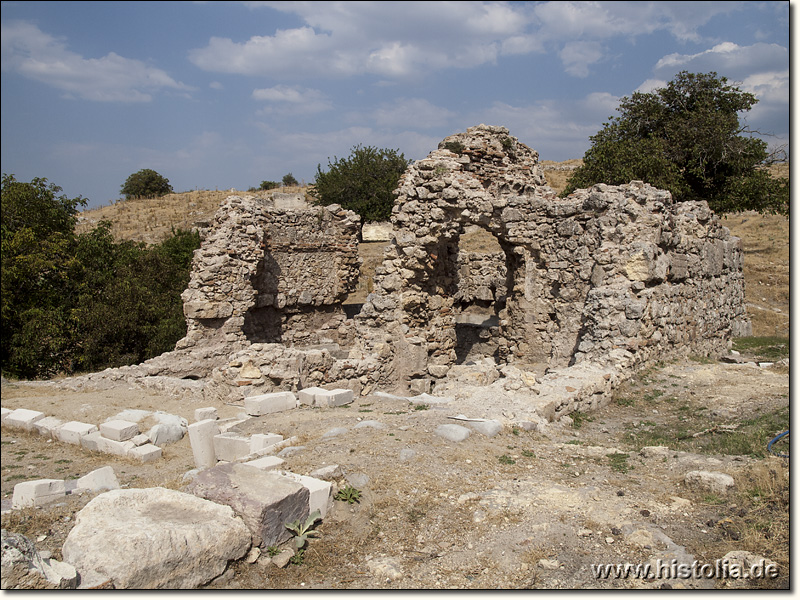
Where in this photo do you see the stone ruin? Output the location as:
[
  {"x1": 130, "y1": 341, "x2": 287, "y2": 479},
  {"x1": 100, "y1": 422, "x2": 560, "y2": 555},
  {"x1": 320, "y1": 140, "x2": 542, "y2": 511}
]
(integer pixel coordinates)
[{"x1": 62, "y1": 124, "x2": 750, "y2": 420}]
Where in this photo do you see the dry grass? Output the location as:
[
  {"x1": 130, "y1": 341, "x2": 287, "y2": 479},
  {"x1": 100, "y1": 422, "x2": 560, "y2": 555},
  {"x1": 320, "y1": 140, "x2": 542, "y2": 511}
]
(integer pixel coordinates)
[
  {"x1": 76, "y1": 186, "x2": 310, "y2": 245},
  {"x1": 694, "y1": 460, "x2": 790, "y2": 589},
  {"x1": 723, "y1": 211, "x2": 789, "y2": 337},
  {"x1": 540, "y1": 159, "x2": 583, "y2": 194}
]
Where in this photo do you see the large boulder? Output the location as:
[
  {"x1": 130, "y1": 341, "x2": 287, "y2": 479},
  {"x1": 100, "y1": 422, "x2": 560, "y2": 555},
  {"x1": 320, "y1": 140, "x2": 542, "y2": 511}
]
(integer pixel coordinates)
[
  {"x1": 61, "y1": 487, "x2": 250, "y2": 589},
  {"x1": 186, "y1": 463, "x2": 309, "y2": 548}
]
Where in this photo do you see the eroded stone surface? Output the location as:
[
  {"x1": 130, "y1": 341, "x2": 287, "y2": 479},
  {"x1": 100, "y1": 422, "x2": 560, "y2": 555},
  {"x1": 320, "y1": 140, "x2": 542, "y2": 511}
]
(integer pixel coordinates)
[
  {"x1": 61, "y1": 487, "x2": 251, "y2": 589},
  {"x1": 185, "y1": 463, "x2": 309, "y2": 548}
]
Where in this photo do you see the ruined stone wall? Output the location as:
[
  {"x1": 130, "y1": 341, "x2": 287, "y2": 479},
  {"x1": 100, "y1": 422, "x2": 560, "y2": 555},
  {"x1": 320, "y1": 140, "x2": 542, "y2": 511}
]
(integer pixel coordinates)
[
  {"x1": 453, "y1": 251, "x2": 508, "y2": 307},
  {"x1": 177, "y1": 195, "x2": 360, "y2": 351},
  {"x1": 149, "y1": 124, "x2": 749, "y2": 402},
  {"x1": 354, "y1": 125, "x2": 749, "y2": 391}
]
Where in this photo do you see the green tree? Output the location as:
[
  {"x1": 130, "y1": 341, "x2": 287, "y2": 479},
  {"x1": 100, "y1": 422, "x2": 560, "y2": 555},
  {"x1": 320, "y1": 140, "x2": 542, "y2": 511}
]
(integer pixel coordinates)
[
  {"x1": 563, "y1": 71, "x2": 788, "y2": 216},
  {"x1": 260, "y1": 180, "x2": 280, "y2": 191},
  {"x1": 2, "y1": 174, "x2": 201, "y2": 379},
  {"x1": 313, "y1": 145, "x2": 411, "y2": 222},
  {"x1": 120, "y1": 168, "x2": 173, "y2": 200},
  {"x1": 1, "y1": 175, "x2": 86, "y2": 377},
  {"x1": 282, "y1": 173, "x2": 299, "y2": 187},
  {"x1": 71, "y1": 226, "x2": 200, "y2": 371},
  {"x1": 1, "y1": 174, "x2": 85, "y2": 239}
]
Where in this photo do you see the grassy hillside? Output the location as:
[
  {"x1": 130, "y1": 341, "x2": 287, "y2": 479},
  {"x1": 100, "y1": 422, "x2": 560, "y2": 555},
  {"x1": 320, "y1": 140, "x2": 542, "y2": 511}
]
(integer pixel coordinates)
[{"x1": 75, "y1": 186, "x2": 309, "y2": 245}]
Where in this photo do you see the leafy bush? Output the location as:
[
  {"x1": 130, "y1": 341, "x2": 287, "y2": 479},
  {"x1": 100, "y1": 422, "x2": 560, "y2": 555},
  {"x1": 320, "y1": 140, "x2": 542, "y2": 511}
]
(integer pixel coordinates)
[
  {"x1": 1, "y1": 174, "x2": 200, "y2": 379},
  {"x1": 1, "y1": 174, "x2": 85, "y2": 239},
  {"x1": 313, "y1": 145, "x2": 411, "y2": 223},
  {"x1": 260, "y1": 180, "x2": 280, "y2": 191},
  {"x1": 282, "y1": 173, "x2": 299, "y2": 187},
  {"x1": 121, "y1": 169, "x2": 173, "y2": 200},
  {"x1": 563, "y1": 71, "x2": 789, "y2": 216}
]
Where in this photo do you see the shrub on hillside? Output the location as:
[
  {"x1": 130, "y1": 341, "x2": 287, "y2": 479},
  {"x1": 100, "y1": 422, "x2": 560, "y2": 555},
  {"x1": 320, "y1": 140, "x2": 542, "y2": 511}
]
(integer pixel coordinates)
[
  {"x1": 260, "y1": 180, "x2": 280, "y2": 191},
  {"x1": 313, "y1": 145, "x2": 410, "y2": 223},
  {"x1": 121, "y1": 168, "x2": 173, "y2": 200}
]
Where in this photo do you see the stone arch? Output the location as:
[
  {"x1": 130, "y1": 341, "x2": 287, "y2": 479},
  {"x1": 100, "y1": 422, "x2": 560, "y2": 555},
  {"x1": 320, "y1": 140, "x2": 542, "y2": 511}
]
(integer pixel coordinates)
[{"x1": 353, "y1": 125, "x2": 566, "y2": 390}]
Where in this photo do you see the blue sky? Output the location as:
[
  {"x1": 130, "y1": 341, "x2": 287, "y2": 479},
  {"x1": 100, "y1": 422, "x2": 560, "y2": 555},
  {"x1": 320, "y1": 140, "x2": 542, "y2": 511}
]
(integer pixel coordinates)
[{"x1": 1, "y1": 1, "x2": 790, "y2": 209}]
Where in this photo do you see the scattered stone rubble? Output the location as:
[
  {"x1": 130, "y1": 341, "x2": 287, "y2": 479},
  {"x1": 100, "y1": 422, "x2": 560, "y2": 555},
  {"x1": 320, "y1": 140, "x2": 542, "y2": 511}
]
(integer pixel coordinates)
[
  {"x1": 11, "y1": 466, "x2": 119, "y2": 510},
  {"x1": 0, "y1": 407, "x2": 170, "y2": 463},
  {"x1": 2, "y1": 529, "x2": 78, "y2": 589}
]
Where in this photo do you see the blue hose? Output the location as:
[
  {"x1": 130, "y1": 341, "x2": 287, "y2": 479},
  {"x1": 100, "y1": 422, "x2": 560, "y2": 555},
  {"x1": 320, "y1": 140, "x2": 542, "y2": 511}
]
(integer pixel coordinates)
[{"x1": 768, "y1": 430, "x2": 789, "y2": 458}]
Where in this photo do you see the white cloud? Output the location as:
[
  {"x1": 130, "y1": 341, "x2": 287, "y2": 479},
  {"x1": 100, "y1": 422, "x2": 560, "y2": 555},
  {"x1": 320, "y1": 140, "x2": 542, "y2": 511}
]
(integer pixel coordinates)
[
  {"x1": 252, "y1": 85, "x2": 332, "y2": 114},
  {"x1": 190, "y1": 1, "x2": 531, "y2": 79},
  {"x1": 532, "y1": 1, "x2": 741, "y2": 43},
  {"x1": 635, "y1": 78, "x2": 668, "y2": 94},
  {"x1": 190, "y1": 2, "x2": 754, "y2": 82},
  {"x1": 371, "y1": 98, "x2": 455, "y2": 130},
  {"x1": 653, "y1": 42, "x2": 789, "y2": 82},
  {"x1": 559, "y1": 41, "x2": 604, "y2": 78},
  {"x1": 0, "y1": 20, "x2": 191, "y2": 102}
]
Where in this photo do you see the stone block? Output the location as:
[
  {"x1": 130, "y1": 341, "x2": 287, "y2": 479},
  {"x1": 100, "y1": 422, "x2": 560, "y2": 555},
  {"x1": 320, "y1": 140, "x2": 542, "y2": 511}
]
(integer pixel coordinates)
[
  {"x1": 279, "y1": 472, "x2": 333, "y2": 518},
  {"x1": 188, "y1": 419, "x2": 220, "y2": 470},
  {"x1": 250, "y1": 433, "x2": 283, "y2": 453},
  {"x1": 32, "y1": 416, "x2": 64, "y2": 438},
  {"x1": 194, "y1": 407, "x2": 218, "y2": 422},
  {"x1": 57, "y1": 421, "x2": 99, "y2": 445},
  {"x1": 80, "y1": 431, "x2": 104, "y2": 452},
  {"x1": 12, "y1": 479, "x2": 66, "y2": 508},
  {"x1": 298, "y1": 386, "x2": 327, "y2": 406},
  {"x1": 186, "y1": 463, "x2": 309, "y2": 548},
  {"x1": 244, "y1": 392, "x2": 297, "y2": 416},
  {"x1": 435, "y1": 424, "x2": 471, "y2": 442},
  {"x1": 309, "y1": 464, "x2": 344, "y2": 481},
  {"x1": 213, "y1": 433, "x2": 251, "y2": 462},
  {"x1": 5, "y1": 408, "x2": 45, "y2": 431},
  {"x1": 128, "y1": 444, "x2": 163, "y2": 463},
  {"x1": 131, "y1": 434, "x2": 150, "y2": 446},
  {"x1": 147, "y1": 423, "x2": 185, "y2": 445},
  {"x1": 62, "y1": 488, "x2": 250, "y2": 589},
  {"x1": 75, "y1": 466, "x2": 120, "y2": 493},
  {"x1": 96, "y1": 437, "x2": 136, "y2": 457},
  {"x1": 100, "y1": 419, "x2": 139, "y2": 442},
  {"x1": 354, "y1": 420, "x2": 386, "y2": 430},
  {"x1": 362, "y1": 222, "x2": 393, "y2": 242},
  {"x1": 216, "y1": 417, "x2": 250, "y2": 433},
  {"x1": 316, "y1": 388, "x2": 354, "y2": 407},
  {"x1": 0, "y1": 407, "x2": 11, "y2": 424},
  {"x1": 468, "y1": 420, "x2": 503, "y2": 437},
  {"x1": 685, "y1": 470, "x2": 735, "y2": 495},
  {"x1": 322, "y1": 427, "x2": 348, "y2": 438},
  {"x1": 244, "y1": 456, "x2": 285, "y2": 471}
]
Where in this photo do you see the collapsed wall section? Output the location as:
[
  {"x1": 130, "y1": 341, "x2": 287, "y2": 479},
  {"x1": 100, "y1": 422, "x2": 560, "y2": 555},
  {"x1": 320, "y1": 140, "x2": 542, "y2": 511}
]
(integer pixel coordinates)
[{"x1": 177, "y1": 195, "x2": 361, "y2": 351}]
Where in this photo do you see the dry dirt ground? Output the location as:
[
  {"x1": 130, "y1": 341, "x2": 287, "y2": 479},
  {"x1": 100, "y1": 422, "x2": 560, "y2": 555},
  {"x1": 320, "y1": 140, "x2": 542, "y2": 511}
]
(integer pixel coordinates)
[{"x1": 1, "y1": 352, "x2": 789, "y2": 589}]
